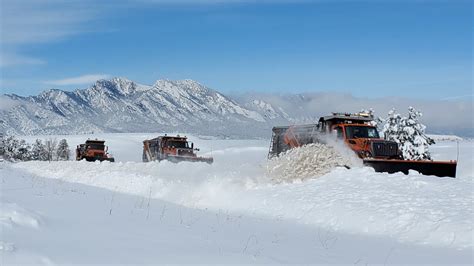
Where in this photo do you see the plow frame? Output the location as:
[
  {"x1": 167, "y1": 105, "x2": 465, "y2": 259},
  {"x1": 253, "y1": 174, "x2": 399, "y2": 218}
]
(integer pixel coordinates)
[{"x1": 363, "y1": 158, "x2": 457, "y2": 178}]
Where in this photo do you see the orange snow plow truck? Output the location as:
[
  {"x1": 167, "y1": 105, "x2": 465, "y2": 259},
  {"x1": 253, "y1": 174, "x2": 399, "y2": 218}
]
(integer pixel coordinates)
[
  {"x1": 142, "y1": 135, "x2": 213, "y2": 164},
  {"x1": 76, "y1": 139, "x2": 115, "y2": 162},
  {"x1": 269, "y1": 113, "x2": 457, "y2": 177}
]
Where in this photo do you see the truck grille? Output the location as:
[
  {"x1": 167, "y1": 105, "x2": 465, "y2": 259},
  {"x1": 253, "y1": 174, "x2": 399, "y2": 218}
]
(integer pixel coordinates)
[
  {"x1": 371, "y1": 141, "x2": 398, "y2": 158},
  {"x1": 177, "y1": 149, "x2": 193, "y2": 156}
]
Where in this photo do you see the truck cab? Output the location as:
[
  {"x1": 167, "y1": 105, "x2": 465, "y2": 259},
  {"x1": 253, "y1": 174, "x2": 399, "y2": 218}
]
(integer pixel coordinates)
[
  {"x1": 320, "y1": 113, "x2": 399, "y2": 159},
  {"x1": 76, "y1": 139, "x2": 115, "y2": 162},
  {"x1": 159, "y1": 136, "x2": 196, "y2": 158},
  {"x1": 142, "y1": 135, "x2": 213, "y2": 164}
]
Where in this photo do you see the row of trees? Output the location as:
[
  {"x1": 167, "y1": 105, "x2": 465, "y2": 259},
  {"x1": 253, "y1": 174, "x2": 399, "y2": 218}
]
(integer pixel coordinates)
[
  {"x1": 0, "y1": 136, "x2": 71, "y2": 162},
  {"x1": 362, "y1": 107, "x2": 435, "y2": 160}
]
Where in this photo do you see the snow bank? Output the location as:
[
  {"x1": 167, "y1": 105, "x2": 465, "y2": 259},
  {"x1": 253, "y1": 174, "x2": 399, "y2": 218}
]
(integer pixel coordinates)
[
  {"x1": 6, "y1": 135, "x2": 473, "y2": 254},
  {"x1": 428, "y1": 134, "x2": 464, "y2": 142},
  {"x1": 3, "y1": 164, "x2": 471, "y2": 265},
  {"x1": 0, "y1": 203, "x2": 41, "y2": 229},
  {"x1": 11, "y1": 155, "x2": 473, "y2": 250},
  {"x1": 0, "y1": 201, "x2": 42, "y2": 257}
]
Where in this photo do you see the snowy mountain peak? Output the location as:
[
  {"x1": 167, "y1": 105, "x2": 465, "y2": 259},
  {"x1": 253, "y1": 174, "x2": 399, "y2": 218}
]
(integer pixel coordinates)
[
  {"x1": 154, "y1": 79, "x2": 207, "y2": 92},
  {"x1": 37, "y1": 89, "x2": 67, "y2": 99},
  {"x1": 91, "y1": 77, "x2": 145, "y2": 96},
  {"x1": 0, "y1": 77, "x2": 278, "y2": 136}
]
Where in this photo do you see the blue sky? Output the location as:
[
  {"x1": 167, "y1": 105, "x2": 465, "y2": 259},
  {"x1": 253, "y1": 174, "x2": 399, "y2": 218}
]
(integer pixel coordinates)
[{"x1": 1, "y1": 0, "x2": 472, "y2": 99}]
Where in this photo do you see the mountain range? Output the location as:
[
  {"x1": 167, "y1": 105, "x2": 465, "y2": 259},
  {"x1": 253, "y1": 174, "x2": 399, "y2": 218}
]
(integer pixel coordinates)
[
  {"x1": 1, "y1": 78, "x2": 471, "y2": 138},
  {"x1": 0, "y1": 78, "x2": 292, "y2": 137}
]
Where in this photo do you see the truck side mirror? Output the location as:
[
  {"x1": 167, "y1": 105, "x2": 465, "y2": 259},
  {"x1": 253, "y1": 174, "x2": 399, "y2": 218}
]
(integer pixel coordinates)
[{"x1": 191, "y1": 143, "x2": 194, "y2": 149}]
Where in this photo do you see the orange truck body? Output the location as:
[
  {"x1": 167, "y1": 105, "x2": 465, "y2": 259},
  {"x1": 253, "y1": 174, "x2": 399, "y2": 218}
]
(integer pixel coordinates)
[
  {"x1": 76, "y1": 140, "x2": 115, "y2": 162},
  {"x1": 142, "y1": 135, "x2": 213, "y2": 164},
  {"x1": 269, "y1": 113, "x2": 456, "y2": 177}
]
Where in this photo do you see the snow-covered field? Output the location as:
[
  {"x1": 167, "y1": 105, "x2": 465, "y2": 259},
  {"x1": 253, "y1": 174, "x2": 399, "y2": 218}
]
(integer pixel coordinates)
[{"x1": 1, "y1": 133, "x2": 473, "y2": 265}]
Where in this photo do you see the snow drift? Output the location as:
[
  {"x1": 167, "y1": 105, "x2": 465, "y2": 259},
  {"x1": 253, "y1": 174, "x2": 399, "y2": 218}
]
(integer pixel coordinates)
[
  {"x1": 9, "y1": 137, "x2": 473, "y2": 250},
  {"x1": 2, "y1": 134, "x2": 473, "y2": 264}
]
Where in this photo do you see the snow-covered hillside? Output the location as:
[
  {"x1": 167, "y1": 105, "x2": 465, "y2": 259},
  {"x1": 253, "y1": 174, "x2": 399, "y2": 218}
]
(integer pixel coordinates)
[
  {"x1": 0, "y1": 78, "x2": 268, "y2": 137},
  {"x1": 1, "y1": 134, "x2": 472, "y2": 264}
]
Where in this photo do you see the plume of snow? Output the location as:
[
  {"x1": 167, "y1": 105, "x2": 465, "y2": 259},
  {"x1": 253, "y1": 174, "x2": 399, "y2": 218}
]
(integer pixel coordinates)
[{"x1": 266, "y1": 143, "x2": 355, "y2": 183}]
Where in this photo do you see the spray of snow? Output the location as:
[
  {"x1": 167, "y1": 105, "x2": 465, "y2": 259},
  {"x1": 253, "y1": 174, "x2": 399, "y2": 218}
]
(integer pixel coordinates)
[
  {"x1": 266, "y1": 143, "x2": 353, "y2": 183},
  {"x1": 266, "y1": 134, "x2": 362, "y2": 183}
]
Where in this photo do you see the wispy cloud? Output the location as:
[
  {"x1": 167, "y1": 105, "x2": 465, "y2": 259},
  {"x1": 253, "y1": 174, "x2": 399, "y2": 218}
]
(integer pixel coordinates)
[
  {"x1": 1, "y1": 0, "x2": 104, "y2": 67},
  {"x1": 0, "y1": 52, "x2": 46, "y2": 67},
  {"x1": 44, "y1": 74, "x2": 111, "y2": 86},
  {"x1": 0, "y1": 0, "x2": 307, "y2": 68},
  {"x1": 1, "y1": 0, "x2": 101, "y2": 45},
  {"x1": 135, "y1": 0, "x2": 304, "y2": 3}
]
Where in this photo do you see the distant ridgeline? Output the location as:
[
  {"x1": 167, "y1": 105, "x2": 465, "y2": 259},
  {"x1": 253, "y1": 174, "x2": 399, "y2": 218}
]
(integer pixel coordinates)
[{"x1": 0, "y1": 78, "x2": 470, "y2": 138}]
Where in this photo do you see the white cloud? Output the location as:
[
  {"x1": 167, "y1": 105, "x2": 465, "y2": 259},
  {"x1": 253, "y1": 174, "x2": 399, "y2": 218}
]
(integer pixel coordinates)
[
  {"x1": 1, "y1": 0, "x2": 101, "y2": 45},
  {"x1": 240, "y1": 92, "x2": 474, "y2": 137},
  {"x1": 0, "y1": 52, "x2": 46, "y2": 67},
  {"x1": 1, "y1": 0, "x2": 303, "y2": 45},
  {"x1": 0, "y1": 0, "x2": 308, "y2": 67},
  {"x1": 44, "y1": 74, "x2": 111, "y2": 86},
  {"x1": 0, "y1": 0, "x2": 105, "y2": 67}
]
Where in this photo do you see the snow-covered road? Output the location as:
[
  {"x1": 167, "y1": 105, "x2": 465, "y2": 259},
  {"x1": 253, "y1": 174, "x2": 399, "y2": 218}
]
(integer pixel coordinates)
[{"x1": 1, "y1": 133, "x2": 473, "y2": 264}]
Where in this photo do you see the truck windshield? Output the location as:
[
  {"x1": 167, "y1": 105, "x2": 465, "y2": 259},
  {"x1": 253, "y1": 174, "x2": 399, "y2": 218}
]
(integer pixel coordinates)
[
  {"x1": 345, "y1": 126, "x2": 379, "y2": 139},
  {"x1": 87, "y1": 144, "x2": 105, "y2": 150},
  {"x1": 167, "y1": 141, "x2": 188, "y2": 148}
]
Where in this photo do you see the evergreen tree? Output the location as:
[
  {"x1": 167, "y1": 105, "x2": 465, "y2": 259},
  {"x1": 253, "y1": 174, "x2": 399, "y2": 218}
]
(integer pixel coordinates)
[
  {"x1": 16, "y1": 139, "x2": 31, "y2": 161},
  {"x1": 383, "y1": 109, "x2": 402, "y2": 144},
  {"x1": 0, "y1": 134, "x2": 5, "y2": 159},
  {"x1": 382, "y1": 107, "x2": 434, "y2": 160},
  {"x1": 56, "y1": 139, "x2": 70, "y2": 161},
  {"x1": 31, "y1": 139, "x2": 48, "y2": 161},
  {"x1": 399, "y1": 107, "x2": 435, "y2": 160},
  {"x1": 3, "y1": 136, "x2": 20, "y2": 161},
  {"x1": 0, "y1": 136, "x2": 32, "y2": 161}
]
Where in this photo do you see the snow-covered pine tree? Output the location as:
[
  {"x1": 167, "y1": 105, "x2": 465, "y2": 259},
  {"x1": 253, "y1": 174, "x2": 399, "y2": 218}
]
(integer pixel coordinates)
[
  {"x1": 17, "y1": 139, "x2": 32, "y2": 161},
  {"x1": 2, "y1": 136, "x2": 20, "y2": 161},
  {"x1": 383, "y1": 107, "x2": 434, "y2": 160},
  {"x1": 0, "y1": 136, "x2": 32, "y2": 161},
  {"x1": 31, "y1": 139, "x2": 48, "y2": 161},
  {"x1": 56, "y1": 139, "x2": 70, "y2": 161},
  {"x1": 0, "y1": 134, "x2": 5, "y2": 159},
  {"x1": 399, "y1": 107, "x2": 435, "y2": 160},
  {"x1": 382, "y1": 109, "x2": 402, "y2": 143}
]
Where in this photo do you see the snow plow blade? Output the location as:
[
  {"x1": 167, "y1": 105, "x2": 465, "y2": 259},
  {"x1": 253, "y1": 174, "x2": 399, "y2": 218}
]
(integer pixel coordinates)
[
  {"x1": 84, "y1": 157, "x2": 115, "y2": 162},
  {"x1": 165, "y1": 155, "x2": 213, "y2": 164},
  {"x1": 363, "y1": 159, "x2": 457, "y2": 178}
]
